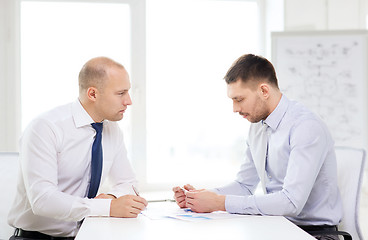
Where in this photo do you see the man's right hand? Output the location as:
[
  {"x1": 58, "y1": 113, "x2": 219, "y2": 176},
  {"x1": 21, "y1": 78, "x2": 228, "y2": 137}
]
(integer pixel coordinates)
[
  {"x1": 110, "y1": 195, "x2": 148, "y2": 218},
  {"x1": 172, "y1": 184, "x2": 195, "y2": 208}
]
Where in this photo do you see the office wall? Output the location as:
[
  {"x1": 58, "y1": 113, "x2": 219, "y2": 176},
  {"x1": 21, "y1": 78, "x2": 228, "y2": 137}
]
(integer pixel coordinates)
[
  {"x1": 0, "y1": 0, "x2": 20, "y2": 152},
  {"x1": 284, "y1": 0, "x2": 367, "y2": 30}
]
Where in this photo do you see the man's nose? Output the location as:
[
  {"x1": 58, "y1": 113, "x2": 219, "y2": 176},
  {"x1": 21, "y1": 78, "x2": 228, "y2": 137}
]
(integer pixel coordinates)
[
  {"x1": 233, "y1": 103, "x2": 240, "y2": 113},
  {"x1": 124, "y1": 93, "x2": 132, "y2": 106}
]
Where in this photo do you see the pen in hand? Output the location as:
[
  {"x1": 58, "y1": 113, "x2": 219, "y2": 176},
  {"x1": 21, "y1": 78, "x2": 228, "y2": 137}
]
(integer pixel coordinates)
[
  {"x1": 132, "y1": 185, "x2": 149, "y2": 214},
  {"x1": 132, "y1": 185, "x2": 140, "y2": 196}
]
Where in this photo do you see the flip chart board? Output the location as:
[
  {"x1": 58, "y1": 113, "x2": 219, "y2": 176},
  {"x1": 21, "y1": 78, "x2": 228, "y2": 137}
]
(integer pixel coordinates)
[{"x1": 272, "y1": 30, "x2": 368, "y2": 148}]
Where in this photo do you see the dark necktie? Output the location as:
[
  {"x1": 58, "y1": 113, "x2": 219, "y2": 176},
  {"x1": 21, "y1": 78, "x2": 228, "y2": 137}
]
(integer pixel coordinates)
[{"x1": 88, "y1": 122, "x2": 103, "y2": 198}]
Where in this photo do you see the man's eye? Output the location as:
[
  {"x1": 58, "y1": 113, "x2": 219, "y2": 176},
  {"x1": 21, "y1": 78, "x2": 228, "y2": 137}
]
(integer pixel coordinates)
[{"x1": 237, "y1": 99, "x2": 243, "y2": 102}]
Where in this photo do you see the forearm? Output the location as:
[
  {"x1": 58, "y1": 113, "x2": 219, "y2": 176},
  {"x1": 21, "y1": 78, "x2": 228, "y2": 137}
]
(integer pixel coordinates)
[
  {"x1": 225, "y1": 189, "x2": 299, "y2": 216},
  {"x1": 31, "y1": 189, "x2": 112, "y2": 221},
  {"x1": 213, "y1": 180, "x2": 254, "y2": 196}
]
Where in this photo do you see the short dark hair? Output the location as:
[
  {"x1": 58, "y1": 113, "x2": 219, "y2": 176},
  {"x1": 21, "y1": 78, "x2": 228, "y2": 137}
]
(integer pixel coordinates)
[{"x1": 224, "y1": 54, "x2": 279, "y2": 89}]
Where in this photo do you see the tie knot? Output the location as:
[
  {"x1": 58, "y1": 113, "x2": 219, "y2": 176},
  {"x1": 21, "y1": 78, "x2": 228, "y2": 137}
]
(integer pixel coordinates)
[{"x1": 91, "y1": 122, "x2": 103, "y2": 134}]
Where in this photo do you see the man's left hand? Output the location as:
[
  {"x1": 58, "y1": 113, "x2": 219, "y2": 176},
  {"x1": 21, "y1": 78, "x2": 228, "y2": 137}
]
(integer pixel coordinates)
[{"x1": 186, "y1": 190, "x2": 226, "y2": 213}]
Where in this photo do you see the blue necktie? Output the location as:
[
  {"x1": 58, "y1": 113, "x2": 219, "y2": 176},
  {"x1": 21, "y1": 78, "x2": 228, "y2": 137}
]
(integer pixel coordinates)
[{"x1": 88, "y1": 122, "x2": 103, "y2": 198}]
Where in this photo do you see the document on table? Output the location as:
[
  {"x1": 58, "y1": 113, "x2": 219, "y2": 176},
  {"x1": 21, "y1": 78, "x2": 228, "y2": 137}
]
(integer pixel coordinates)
[{"x1": 142, "y1": 202, "x2": 246, "y2": 222}]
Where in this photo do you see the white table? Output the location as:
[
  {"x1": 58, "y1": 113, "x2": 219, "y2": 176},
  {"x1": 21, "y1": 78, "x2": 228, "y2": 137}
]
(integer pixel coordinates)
[{"x1": 75, "y1": 202, "x2": 315, "y2": 240}]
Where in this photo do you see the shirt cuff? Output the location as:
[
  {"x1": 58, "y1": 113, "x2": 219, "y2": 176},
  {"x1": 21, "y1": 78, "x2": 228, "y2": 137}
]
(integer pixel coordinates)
[
  {"x1": 225, "y1": 195, "x2": 248, "y2": 214},
  {"x1": 88, "y1": 199, "x2": 112, "y2": 217}
]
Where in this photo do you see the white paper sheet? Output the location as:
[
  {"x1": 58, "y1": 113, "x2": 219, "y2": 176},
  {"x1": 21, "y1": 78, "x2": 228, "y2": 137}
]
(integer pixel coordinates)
[{"x1": 142, "y1": 202, "x2": 247, "y2": 222}]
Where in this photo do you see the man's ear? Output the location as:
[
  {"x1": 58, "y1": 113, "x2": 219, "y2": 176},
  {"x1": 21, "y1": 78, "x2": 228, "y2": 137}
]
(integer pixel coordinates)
[
  {"x1": 87, "y1": 87, "x2": 98, "y2": 102},
  {"x1": 259, "y1": 83, "x2": 270, "y2": 99}
]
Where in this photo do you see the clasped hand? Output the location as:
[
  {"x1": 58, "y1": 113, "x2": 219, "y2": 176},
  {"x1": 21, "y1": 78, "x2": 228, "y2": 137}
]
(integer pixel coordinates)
[{"x1": 172, "y1": 184, "x2": 226, "y2": 213}]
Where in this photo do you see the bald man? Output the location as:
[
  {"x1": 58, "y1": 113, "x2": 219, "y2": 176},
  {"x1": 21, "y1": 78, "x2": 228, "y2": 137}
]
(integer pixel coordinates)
[{"x1": 8, "y1": 57, "x2": 147, "y2": 240}]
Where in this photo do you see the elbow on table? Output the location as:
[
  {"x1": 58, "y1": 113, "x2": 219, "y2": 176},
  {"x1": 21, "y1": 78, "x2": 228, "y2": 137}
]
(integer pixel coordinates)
[
  {"x1": 283, "y1": 204, "x2": 303, "y2": 217},
  {"x1": 263, "y1": 190, "x2": 302, "y2": 217},
  {"x1": 280, "y1": 194, "x2": 304, "y2": 217}
]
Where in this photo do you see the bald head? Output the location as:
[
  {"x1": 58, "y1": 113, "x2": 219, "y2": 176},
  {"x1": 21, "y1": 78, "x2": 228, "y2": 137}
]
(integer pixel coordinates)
[
  {"x1": 78, "y1": 57, "x2": 132, "y2": 122},
  {"x1": 78, "y1": 57, "x2": 126, "y2": 96}
]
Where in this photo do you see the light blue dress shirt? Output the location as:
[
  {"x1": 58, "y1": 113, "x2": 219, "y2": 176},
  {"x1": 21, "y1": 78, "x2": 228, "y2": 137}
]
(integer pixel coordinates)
[{"x1": 214, "y1": 95, "x2": 343, "y2": 226}]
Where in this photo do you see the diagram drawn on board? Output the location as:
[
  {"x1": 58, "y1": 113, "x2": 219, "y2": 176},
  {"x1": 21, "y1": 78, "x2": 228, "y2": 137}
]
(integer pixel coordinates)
[{"x1": 272, "y1": 31, "x2": 368, "y2": 148}]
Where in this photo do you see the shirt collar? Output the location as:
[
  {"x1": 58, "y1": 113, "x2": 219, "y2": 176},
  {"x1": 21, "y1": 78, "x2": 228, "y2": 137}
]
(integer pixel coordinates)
[
  {"x1": 72, "y1": 99, "x2": 95, "y2": 128},
  {"x1": 263, "y1": 94, "x2": 289, "y2": 131}
]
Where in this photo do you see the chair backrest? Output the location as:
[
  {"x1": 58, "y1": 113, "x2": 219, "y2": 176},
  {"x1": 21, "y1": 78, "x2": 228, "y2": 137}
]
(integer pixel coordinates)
[
  {"x1": 0, "y1": 152, "x2": 19, "y2": 240},
  {"x1": 335, "y1": 146, "x2": 365, "y2": 240}
]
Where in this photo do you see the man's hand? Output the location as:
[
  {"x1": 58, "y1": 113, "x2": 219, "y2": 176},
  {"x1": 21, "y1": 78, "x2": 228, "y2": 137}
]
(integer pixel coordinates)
[
  {"x1": 110, "y1": 195, "x2": 148, "y2": 218},
  {"x1": 186, "y1": 190, "x2": 226, "y2": 213},
  {"x1": 172, "y1": 184, "x2": 195, "y2": 208}
]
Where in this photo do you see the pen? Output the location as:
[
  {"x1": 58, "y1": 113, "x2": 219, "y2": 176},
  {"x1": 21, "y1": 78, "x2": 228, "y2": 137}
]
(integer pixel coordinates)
[
  {"x1": 132, "y1": 185, "x2": 140, "y2": 196},
  {"x1": 147, "y1": 199, "x2": 176, "y2": 203}
]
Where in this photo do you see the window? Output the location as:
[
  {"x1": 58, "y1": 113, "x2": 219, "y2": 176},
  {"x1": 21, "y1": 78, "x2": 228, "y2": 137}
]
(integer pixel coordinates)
[
  {"x1": 20, "y1": 1, "x2": 131, "y2": 130},
  {"x1": 146, "y1": 0, "x2": 260, "y2": 188}
]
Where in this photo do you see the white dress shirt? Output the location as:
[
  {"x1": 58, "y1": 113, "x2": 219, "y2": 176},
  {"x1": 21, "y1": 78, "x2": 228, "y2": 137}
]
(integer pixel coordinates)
[
  {"x1": 8, "y1": 100, "x2": 137, "y2": 237},
  {"x1": 214, "y1": 95, "x2": 343, "y2": 226}
]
